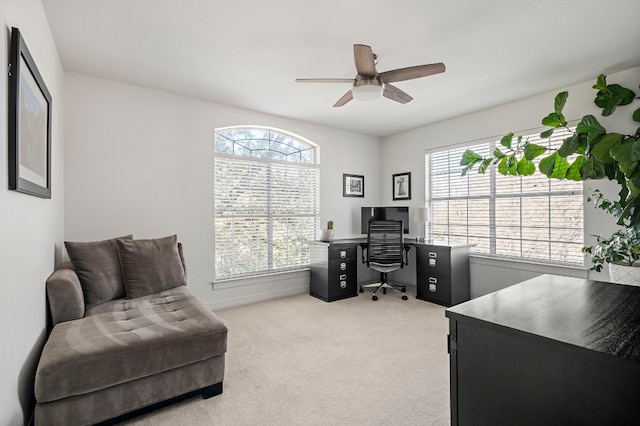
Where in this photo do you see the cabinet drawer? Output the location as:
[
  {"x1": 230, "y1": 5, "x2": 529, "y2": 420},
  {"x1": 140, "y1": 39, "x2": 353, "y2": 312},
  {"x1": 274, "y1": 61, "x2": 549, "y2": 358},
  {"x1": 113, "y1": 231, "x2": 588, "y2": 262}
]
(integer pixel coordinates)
[
  {"x1": 330, "y1": 258, "x2": 356, "y2": 276},
  {"x1": 417, "y1": 274, "x2": 451, "y2": 305},
  {"x1": 418, "y1": 246, "x2": 451, "y2": 276},
  {"x1": 329, "y1": 246, "x2": 356, "y2": 260}
]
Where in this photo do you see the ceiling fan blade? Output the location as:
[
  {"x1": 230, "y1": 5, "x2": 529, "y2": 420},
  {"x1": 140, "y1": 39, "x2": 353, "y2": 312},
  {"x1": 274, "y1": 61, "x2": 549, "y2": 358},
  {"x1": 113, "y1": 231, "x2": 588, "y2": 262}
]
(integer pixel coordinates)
[
  {"x1": 383, "y1": 83, "x2": 413, "y2": 104},
  {"x1": 295, "y1": 78, "x2": 355, "y2": 83},
  {"x1": 333, "y1": 90, "x2": 353, "y2": 107},
  {"x1": 353, "y1": 44, "x2": 377, "y2": 77},
  {"x1": 379, "y1": 63, "x2": 445, "y2": 83}
]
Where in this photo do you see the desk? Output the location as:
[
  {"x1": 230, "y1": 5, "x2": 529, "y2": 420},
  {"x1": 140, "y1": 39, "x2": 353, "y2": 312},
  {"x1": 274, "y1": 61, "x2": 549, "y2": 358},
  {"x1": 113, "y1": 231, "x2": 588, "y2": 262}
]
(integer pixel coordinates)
[
  {"x1": 445, "y1": 274, "x2": 640, "y2": 425},
  {"x1": 309, "y1": 239, "x2": 470, "y2": 305}
]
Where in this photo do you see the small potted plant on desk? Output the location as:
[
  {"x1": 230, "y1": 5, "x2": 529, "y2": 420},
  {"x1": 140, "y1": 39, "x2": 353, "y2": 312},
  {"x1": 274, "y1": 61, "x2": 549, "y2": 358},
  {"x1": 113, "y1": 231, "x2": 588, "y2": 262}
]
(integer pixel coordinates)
[
  {"x1": 321, "y1": 220, "x2": 334, "y2": 242},
  {"x1": 460, "y1": 74, "x2": 640, "y2": 284}
]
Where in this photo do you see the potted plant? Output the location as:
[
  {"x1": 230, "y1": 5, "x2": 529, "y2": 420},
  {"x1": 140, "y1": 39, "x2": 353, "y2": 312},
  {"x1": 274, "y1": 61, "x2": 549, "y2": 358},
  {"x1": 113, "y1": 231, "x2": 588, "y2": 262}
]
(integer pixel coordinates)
[
  {"x1": 321, "y1": 220, "x2": 334, "y2": 242},
  {"x1": 460, "y1": 74, "x2": 640, "y2": 281}
]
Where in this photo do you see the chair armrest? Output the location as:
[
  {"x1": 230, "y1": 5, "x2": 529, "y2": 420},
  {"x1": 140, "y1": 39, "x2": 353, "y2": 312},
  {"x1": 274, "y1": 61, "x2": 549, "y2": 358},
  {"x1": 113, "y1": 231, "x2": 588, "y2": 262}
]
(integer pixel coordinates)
[
  {"x1": 359, "y1": 242, "x2": 368, "y2": 264},
  {"x1": 402, "y1": 244, "x2": 412, "y2": 266},
  {"x1": 46, "y1": 262, "x2": 85, "y2": 327}
]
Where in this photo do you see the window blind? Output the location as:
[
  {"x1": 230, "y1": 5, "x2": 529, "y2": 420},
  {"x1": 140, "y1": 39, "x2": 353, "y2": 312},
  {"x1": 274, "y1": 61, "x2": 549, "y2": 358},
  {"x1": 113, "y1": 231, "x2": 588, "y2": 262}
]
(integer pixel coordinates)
[
  {"x1": 214, "y1": 154, "x2": 320, "y2": 280},
  {"x1": 426, "y1": 127, "x2": 584, "y2": 265}
]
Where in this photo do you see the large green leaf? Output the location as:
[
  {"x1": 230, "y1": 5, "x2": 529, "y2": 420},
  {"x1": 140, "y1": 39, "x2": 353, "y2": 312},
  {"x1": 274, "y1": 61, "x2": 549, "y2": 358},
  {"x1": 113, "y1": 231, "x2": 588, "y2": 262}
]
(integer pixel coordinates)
[
  {"x1": 633, "y1": 107, "x2": 640, "y2": 123},
  {"x1": 576, "y1": 115, "x2": 606, "y2": 144},
  {"x1": 500, "y1": 133, "x2": 514, "y2": 149},
  {"x1": 594, "y1": 83, "x2": 637, "y2": 116},
  {"x1": 592, "y1": 74, "x2": 607, "y2": 91},
  {"x1": 610, "y1": 139, "x2": 640, "y2": 163},
  {"x1": 539, "y1": 152, "x2": 558, "y2": 176},
  {"x1": 541, "y1": 112, "x2": 566, "y2": 128},
  {"x1": 517, "y1": 157, "x2": 535, "y2": 176},
  {"x1": 580, "y1": 157, "x2": 606, "y2": 179},
  {"x1": 460, "y1": 149, "x2": 483, "y2": 166},
  {"x1": 478, "y1": 158, "x2": 492, "y2": 174},
  {"x1": 493, "y1": 148, "x2": 505, "y2": 159},
  {"x1": 554, "y1": 91, "x2": 568, "y2": 115},
  {"x1": 590, "y1": 133, "x2": 622, "y2": 163},
  {"x1": 550, "y1": 156, "x2": 570, "y2": 179},
  {"x1": 524, "y1": 143, "x2": 547, "y2": 160},
  {"x1": 557, "y1": 134, "x2": 582, "y2": 157},
  {"x1": 540, "y1": 128, "x2": 554, "y2": 139},
  {"x1": 566, "y1": 156, "x2": 585, "y2": 181},
  {"x1": 498, "y1": 155, "x2": 517, "y2": 176}
]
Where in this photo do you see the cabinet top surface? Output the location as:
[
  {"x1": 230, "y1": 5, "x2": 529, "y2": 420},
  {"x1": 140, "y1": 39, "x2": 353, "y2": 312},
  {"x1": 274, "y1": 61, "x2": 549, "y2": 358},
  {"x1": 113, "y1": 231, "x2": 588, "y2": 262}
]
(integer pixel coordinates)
[
  {"x1": 446, "y1": 274, "x2": 640, "y2": 362},
  {"x1": 309, "y1": 238, "x2": 470, "y2": 249}
]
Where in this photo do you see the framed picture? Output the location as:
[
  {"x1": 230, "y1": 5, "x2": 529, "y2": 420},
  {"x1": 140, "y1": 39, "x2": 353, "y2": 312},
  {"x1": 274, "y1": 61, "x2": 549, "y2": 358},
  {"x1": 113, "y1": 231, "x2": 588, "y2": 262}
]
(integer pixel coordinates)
[
  {"x1": 8, "y1": 27, "x2": 52, "y2": 199},
  {"x1": 343, "y1": 174, "x2": 364, "y2": 197},
  {"x1": 392, "y1": 172, "x2": 411, "y2": 200}
]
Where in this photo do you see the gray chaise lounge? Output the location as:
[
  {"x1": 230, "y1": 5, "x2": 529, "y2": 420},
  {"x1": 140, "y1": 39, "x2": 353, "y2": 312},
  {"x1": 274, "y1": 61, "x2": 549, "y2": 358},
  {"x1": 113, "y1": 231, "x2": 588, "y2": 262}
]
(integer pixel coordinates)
[{"x1": 34, "y1": 235, "x2": 227, "y2": 425}]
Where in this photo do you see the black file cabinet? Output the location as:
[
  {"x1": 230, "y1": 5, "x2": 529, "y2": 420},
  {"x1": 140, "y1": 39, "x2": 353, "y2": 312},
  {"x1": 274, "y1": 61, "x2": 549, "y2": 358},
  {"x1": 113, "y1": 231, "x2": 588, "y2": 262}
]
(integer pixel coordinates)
[
  {"x1": 309, "y1": 241, "x2": 358, "y2": 302},
  {"x1": 416, "y1": 244, "x2": 470, "y2": 307}
]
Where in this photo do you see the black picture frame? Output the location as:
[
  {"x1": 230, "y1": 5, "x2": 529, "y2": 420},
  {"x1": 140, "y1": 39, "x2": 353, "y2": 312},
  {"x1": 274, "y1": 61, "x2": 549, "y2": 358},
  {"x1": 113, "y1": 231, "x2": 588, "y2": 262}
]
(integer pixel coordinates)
[
  {"x1": 392, "y1": 172, "x2": 411, "y2": 200},
  {"x1": 8, "y1": 27, "x2": 52, "y2": 199},
  {"x1": 343, "y1": 174, "x2": 364, "y2": 197}
]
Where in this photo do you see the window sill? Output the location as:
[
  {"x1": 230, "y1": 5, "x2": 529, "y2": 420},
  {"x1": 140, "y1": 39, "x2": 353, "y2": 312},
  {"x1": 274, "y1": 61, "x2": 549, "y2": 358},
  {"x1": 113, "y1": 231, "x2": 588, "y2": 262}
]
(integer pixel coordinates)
[
  {"x1": 469, "y1": 254, "x2": 588, "y2": 279},
  {"x1": 213, "y1": 268, "x2": 310, "y2": 290}
]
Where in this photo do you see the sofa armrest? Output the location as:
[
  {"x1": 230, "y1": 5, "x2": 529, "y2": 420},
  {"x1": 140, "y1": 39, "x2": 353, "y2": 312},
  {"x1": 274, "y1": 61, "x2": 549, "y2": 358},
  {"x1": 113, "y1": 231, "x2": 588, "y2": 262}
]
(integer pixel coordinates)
[{"x1": 46, "y1": 262, "x2": 85, "y2": 326}]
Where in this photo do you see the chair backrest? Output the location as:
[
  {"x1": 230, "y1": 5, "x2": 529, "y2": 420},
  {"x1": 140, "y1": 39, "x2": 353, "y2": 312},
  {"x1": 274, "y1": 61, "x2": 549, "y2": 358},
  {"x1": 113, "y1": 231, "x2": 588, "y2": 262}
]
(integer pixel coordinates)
[{"x1": 366, "y1": 220, "x2": 404, "y2": 267}]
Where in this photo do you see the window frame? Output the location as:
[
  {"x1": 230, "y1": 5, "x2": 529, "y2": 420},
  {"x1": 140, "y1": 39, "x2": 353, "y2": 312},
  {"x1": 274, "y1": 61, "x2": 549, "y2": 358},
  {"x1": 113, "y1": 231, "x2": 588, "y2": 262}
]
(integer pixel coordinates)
[
  {"x1": 425, "y1": 126, "x2": 585, "y2": 267},
  {"x1": 213, "y1": 126, "x2": 320, "y2": 281}
]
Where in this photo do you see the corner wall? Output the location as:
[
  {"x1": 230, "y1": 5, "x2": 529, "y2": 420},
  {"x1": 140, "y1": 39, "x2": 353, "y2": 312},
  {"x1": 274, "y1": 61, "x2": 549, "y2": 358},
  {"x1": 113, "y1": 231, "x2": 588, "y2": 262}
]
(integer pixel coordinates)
[
  {"x1": 0, "y1": 0, "x2": 65, "y2": 423},
  {"x1": 63, "y1": 73, "x2": 382, "y2": 308},
  {"x1": 382, "y1": 67, "x2": 640, "y2": 297}
]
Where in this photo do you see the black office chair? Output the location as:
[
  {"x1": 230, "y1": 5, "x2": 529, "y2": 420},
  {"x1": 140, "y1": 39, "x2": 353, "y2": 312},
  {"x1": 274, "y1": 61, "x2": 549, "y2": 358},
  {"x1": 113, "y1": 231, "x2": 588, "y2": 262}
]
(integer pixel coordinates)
[{"x1": 360, "y1": 220, "x2": 410, "y2": 301}]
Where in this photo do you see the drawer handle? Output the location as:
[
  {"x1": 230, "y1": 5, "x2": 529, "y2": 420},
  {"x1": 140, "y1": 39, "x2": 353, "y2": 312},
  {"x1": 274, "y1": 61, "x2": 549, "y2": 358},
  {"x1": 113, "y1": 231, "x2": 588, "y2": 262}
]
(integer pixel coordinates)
[
  {"x1": 428, "y1": 252, "x2": 437, "y2": 258},
  {"x1": 340, "y1": 280, "x2": 347, "y2": 289},
  {"x1": 340, "y1": 250, "x2": 347, "y2": 259},
  {"x1": 339, "y1": 274, "x2": 347, "y2": 280},
  {"x1": 429, "y1": 277, "x2": 438, "y2": 284},
  {"x1": 340, "y1": 262, "x2": 347, "y2": 270}
]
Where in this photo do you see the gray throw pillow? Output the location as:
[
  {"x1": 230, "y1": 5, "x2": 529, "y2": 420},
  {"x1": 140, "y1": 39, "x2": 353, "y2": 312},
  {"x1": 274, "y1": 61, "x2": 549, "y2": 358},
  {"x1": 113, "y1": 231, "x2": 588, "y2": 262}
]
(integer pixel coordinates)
[
  {"x1": 65, "y1": 235, "x2": 133, "y2": 309},
  {"x1": 118, "y1": 235, "x2": 187, "y2": 299}
]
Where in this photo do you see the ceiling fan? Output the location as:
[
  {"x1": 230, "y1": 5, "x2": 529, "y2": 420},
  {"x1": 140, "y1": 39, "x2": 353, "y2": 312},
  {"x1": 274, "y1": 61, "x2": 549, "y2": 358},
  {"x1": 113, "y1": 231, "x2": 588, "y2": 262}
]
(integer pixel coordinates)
[{"x1": 295, "y1": 44, "x2": 445, "y2": 107}]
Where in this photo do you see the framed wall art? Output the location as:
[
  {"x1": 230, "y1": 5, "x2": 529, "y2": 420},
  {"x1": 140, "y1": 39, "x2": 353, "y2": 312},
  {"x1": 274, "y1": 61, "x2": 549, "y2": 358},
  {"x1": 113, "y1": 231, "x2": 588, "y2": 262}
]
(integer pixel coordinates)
[
  {"x1": 343, "y1": 174, "x2": 364, "y2": 197},
  {"x1": 8, "y1": 27, "x2": 52, "y2": 198},
  {"x1": 392, "y1": 172, "x2": 411, "y2": 201}
]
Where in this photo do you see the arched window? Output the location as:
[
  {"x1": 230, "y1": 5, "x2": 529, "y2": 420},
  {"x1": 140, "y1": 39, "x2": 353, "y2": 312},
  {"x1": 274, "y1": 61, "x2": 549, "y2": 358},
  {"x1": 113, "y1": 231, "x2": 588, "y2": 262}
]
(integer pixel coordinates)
[{"x1": 214, "y1": 126, "x2": 319, "y2": 280}]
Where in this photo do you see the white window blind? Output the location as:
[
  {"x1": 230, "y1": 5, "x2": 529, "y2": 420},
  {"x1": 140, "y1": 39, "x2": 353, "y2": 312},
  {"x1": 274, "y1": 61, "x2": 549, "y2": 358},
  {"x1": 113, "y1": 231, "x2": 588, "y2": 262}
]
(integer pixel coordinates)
[
  {"x1": 214, "y1": 127, "x2": 319, "y2": 280},
  {"x1": 426, "y1": 127, "x2": 584, "y2": 265}
]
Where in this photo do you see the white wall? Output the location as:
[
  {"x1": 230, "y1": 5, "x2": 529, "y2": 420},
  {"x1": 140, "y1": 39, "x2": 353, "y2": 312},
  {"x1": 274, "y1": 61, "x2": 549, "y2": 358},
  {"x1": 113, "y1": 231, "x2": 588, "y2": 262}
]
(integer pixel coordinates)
[
  {"x1": 382, "y1": 67, "x2": 640, "y2": 297},
  {"x1": 64, "y1": 73, "x2": 382, "y2": 309},
  {"x1": 0, "y1": 0, "x2": 65, "y2": 423}
]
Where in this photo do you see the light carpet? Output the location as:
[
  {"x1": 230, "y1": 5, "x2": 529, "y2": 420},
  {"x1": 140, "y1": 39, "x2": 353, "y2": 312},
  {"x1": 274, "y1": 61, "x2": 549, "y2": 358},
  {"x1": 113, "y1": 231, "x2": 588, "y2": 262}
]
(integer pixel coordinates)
[{"x1": 121, "y1": 286, "x2": 451, "y2": 425}]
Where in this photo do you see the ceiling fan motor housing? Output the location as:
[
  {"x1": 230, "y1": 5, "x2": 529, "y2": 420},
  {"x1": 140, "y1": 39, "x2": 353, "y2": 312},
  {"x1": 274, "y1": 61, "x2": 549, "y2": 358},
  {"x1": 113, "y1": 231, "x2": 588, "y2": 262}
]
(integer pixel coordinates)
[{"x1": 352, "y1": 75, "x2": 384, "y2": 101}]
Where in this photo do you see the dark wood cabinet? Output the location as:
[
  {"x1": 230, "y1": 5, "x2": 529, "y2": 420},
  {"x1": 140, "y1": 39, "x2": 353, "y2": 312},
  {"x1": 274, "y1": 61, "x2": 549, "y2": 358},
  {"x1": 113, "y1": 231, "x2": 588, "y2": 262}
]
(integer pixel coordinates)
[
  {"x1": 445, "y1": 275, "x2": 640, "y2": 425},
  {"x1": 415, "y1": 244, "x2": 469, "y2": 307},
  {"x1": 309, "y1": 241, "x2": 358, "y2": 302}
]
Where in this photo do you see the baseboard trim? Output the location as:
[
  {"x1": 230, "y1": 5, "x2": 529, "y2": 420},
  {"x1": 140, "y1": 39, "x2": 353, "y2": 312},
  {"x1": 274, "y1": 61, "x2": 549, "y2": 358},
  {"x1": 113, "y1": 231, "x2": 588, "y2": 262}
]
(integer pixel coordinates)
[{"x1": 206, "y1": 285, "x2": 308, "y2": 310}]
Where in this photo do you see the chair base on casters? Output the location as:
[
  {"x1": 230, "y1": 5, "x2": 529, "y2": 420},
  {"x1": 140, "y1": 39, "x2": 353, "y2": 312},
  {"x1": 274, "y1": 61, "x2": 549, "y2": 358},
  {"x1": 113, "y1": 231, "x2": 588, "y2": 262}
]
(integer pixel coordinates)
[{"x1": 359, "y1": 273, "x2": 408, "y2": 301}]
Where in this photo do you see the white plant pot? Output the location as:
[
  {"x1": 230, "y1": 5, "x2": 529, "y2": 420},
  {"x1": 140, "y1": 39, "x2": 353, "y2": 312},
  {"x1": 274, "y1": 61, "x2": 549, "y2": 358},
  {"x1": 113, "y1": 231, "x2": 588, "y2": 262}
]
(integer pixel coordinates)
[
  {"x1": 608, "y1": 262, "x2": 640, "y2": 286},
  {"x1": 320, "y1": 229, "x2": 334, "y2": 242}
]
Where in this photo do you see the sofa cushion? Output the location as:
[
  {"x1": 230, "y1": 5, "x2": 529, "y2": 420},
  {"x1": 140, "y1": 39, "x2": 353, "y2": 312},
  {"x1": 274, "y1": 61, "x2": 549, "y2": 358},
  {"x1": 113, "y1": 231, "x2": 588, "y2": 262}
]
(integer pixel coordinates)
[
  {"x1": 35, "y1": 286, "x2": 228, "y2": 403},
  {"x1": 118, "y1": 235, "x2": 187, "y2": 299},
  {"x1": 65, "y1": 235, "x2": 133, "y2": 309}
]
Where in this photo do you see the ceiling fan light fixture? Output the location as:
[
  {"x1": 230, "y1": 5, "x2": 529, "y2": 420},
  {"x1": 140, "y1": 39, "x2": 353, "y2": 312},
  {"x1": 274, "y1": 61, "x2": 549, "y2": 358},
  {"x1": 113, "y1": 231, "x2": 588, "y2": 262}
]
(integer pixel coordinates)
[{"x1": 352, "y1": 79, "x2": 384, "y2": 101}]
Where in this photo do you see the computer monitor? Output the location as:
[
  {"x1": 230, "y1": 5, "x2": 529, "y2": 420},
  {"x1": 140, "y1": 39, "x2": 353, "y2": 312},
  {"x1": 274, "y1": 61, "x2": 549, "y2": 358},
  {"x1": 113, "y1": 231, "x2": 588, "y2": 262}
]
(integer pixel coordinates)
[{"x1": 361, "y1": 206, "x2": 410, "y2": 234}]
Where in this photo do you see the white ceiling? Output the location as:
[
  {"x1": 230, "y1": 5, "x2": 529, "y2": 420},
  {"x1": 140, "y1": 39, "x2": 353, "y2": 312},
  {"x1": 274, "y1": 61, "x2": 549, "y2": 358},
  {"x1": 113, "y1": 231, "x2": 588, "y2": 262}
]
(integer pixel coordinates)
[{"x1": 41, "y1": 0, "x2": 640, "y2": 138}]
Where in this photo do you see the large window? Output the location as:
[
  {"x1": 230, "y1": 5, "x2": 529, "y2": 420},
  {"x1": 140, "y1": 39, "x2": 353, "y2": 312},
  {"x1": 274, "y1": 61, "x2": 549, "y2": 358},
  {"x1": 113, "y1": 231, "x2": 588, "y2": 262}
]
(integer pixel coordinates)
[
  {"x1": 426, "y1": 127, "x2": 584, "y2": 265},
  {"x1": 214, "y1": 127, "x2": 319, "y2": 280}
]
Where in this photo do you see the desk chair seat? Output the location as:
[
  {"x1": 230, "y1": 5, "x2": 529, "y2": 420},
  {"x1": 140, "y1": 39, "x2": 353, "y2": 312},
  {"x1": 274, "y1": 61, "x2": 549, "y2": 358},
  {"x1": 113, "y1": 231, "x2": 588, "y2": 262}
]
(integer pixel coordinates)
[{"x1": 360, "y1": 220, "x2": 410, "y2": 301}]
